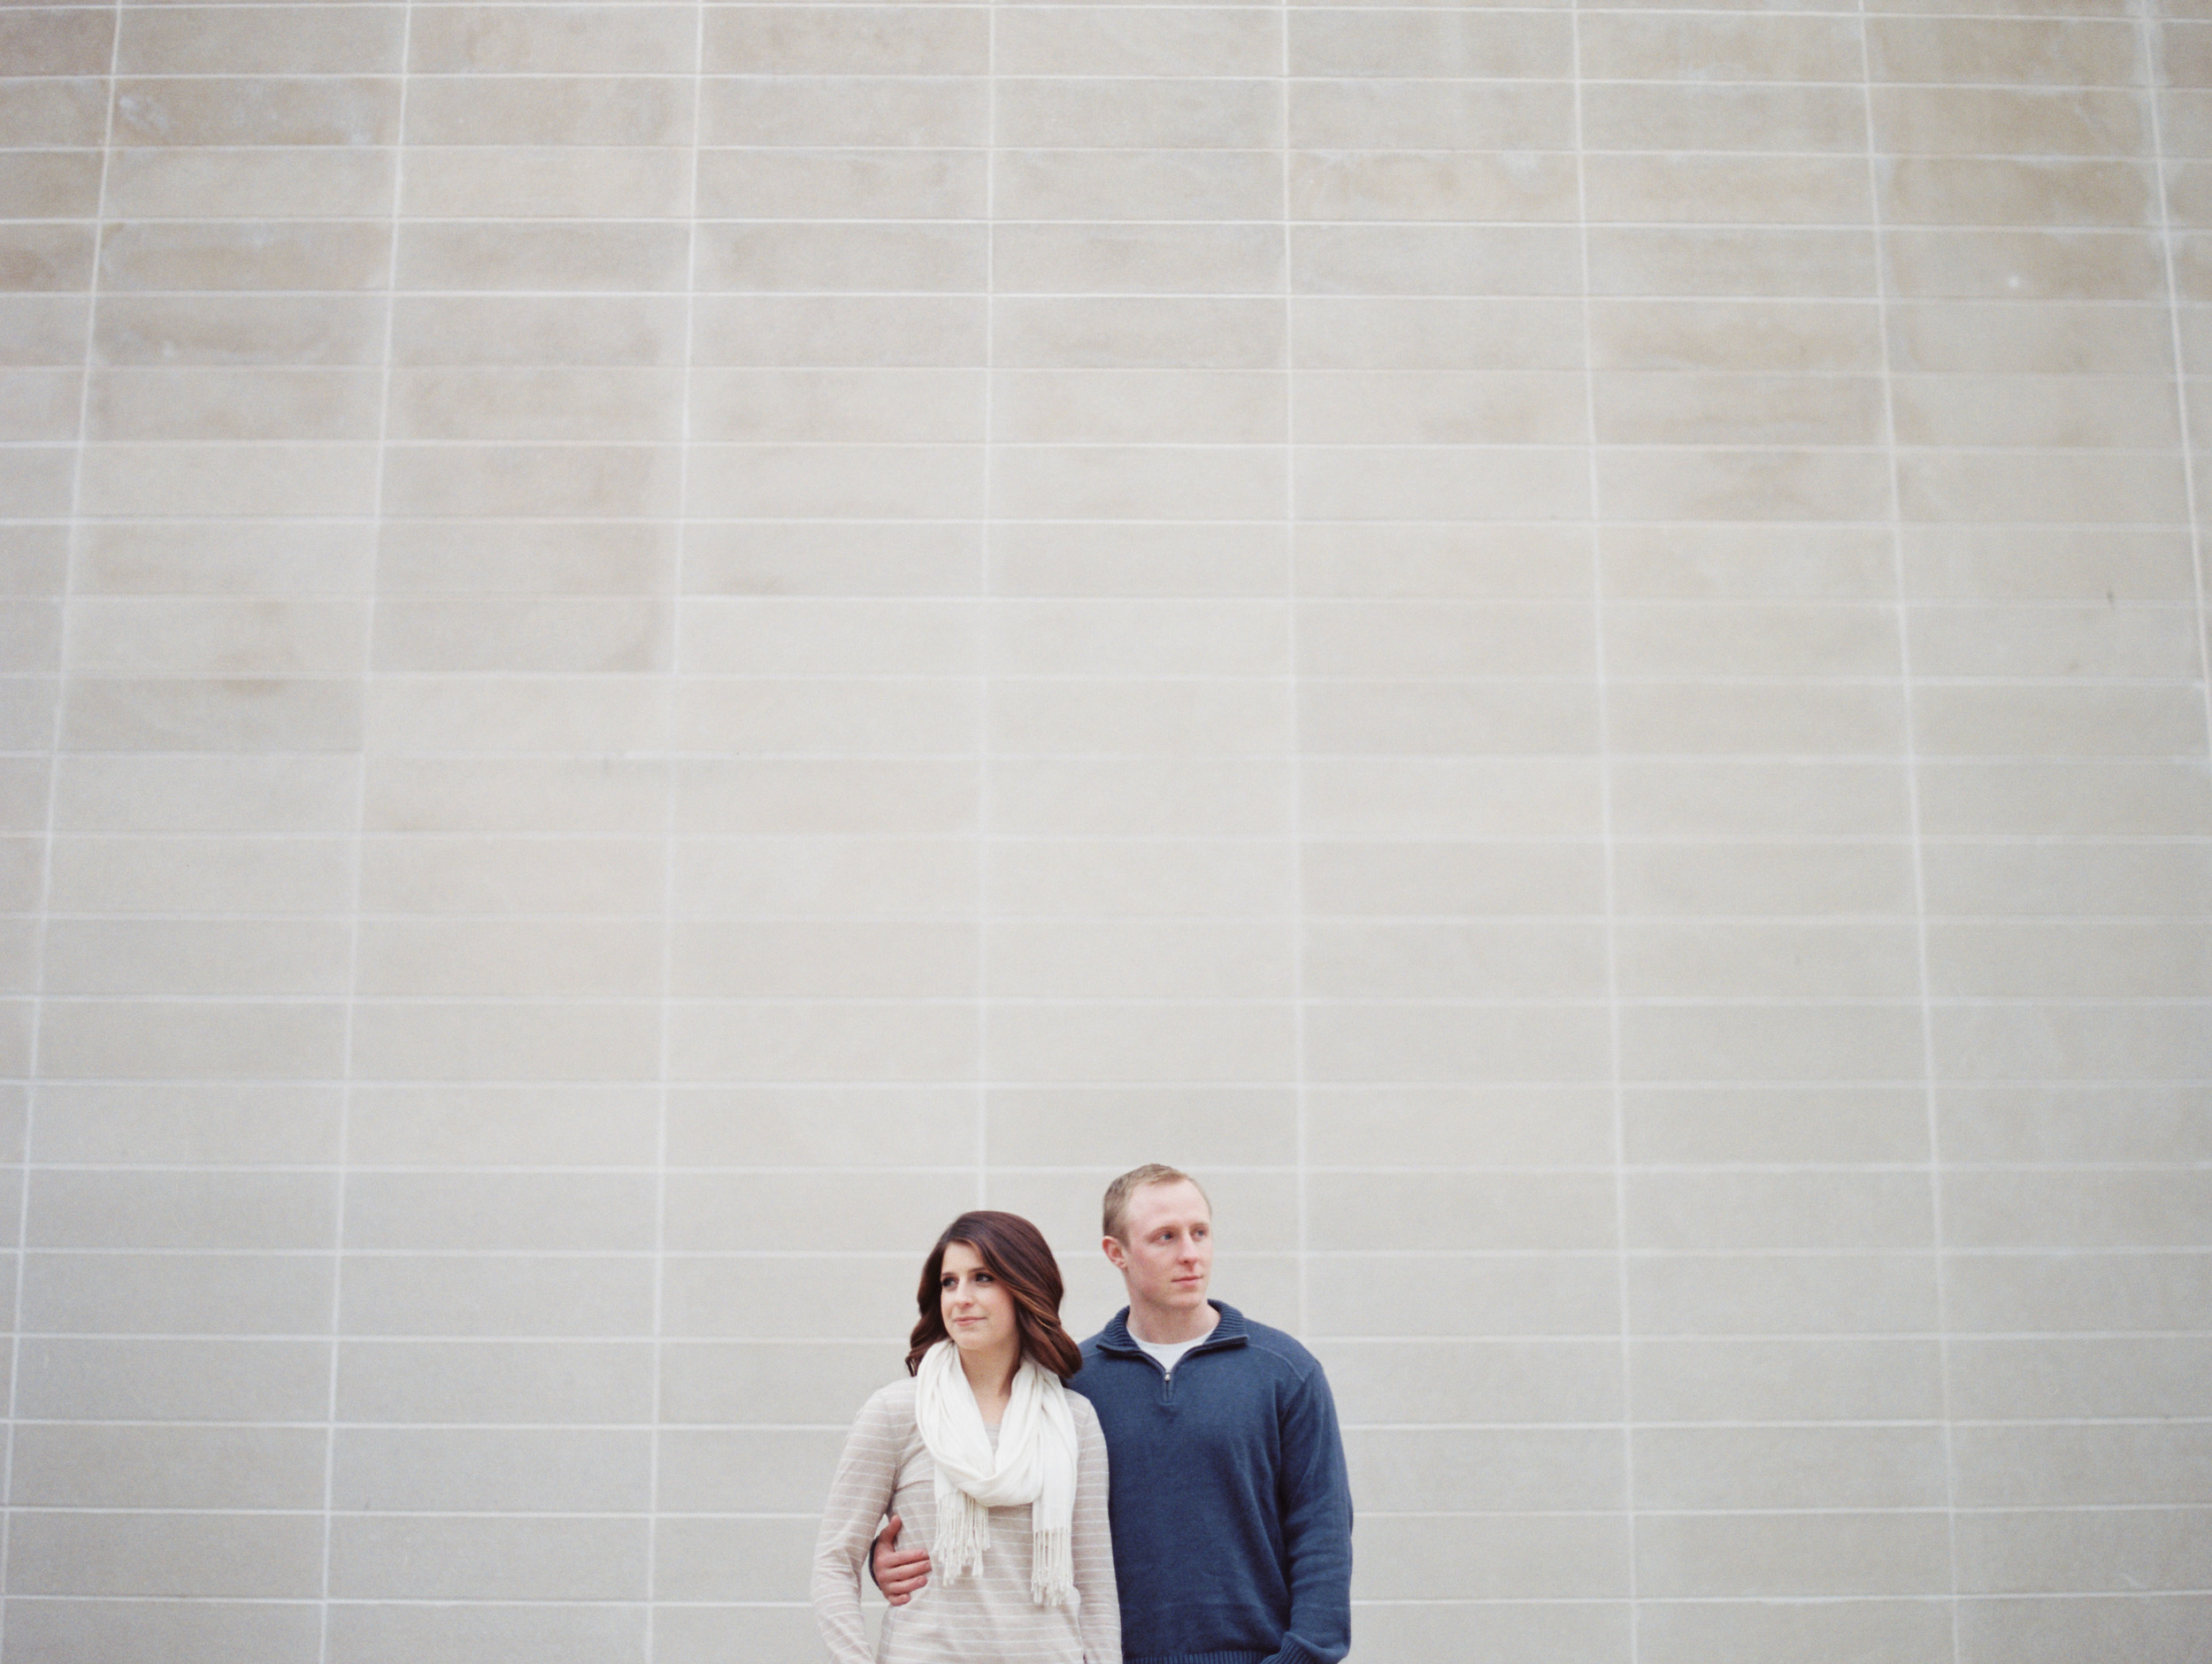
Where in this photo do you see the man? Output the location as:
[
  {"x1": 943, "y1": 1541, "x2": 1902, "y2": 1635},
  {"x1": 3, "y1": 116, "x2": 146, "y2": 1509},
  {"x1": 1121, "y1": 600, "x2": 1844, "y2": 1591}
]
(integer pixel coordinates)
[{"x1": 873, "y1": 1163, "x2": 1353, "y2": 1664}]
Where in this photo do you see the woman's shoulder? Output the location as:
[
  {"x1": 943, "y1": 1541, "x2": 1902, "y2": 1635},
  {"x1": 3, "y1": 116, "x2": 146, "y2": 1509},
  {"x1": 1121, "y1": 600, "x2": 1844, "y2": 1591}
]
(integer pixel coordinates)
[{"x1": 858, "y1": 1375, "x2": 919, "y2": 1425}]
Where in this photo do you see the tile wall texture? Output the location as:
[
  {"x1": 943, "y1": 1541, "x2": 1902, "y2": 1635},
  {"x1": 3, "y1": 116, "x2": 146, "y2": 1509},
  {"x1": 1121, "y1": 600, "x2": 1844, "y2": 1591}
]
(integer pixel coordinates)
[{"x1": 4, "y1": 1, "x2": 2210, "y2": 1660}]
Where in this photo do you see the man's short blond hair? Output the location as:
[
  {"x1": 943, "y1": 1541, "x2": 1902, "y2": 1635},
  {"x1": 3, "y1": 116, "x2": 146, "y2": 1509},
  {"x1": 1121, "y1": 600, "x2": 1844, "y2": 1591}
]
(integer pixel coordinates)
[{"x1": 1102, "y1": 1163, "x2": 1210, "y2": 1241}]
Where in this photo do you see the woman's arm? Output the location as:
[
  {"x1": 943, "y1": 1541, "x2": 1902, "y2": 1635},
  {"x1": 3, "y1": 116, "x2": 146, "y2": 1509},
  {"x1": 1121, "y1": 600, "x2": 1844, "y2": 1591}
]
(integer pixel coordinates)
[
  {"x1": 811, "y1": 1389, "x2": 903, "y2": 1664},
  {"x1": 1071, "y1": 1405, "x2": 1121, "y2": 1664}
]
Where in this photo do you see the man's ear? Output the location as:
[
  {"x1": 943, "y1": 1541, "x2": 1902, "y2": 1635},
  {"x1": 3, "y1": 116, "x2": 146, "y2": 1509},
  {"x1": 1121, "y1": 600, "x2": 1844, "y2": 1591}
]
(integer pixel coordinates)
[{"x1": 1101, "y1": 1234, "x2": 1126, "y2": 1270}]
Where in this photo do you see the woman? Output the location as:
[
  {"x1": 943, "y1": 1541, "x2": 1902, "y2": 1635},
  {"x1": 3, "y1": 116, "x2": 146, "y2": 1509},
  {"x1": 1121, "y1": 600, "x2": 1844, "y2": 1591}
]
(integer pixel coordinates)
[{"x1": 812, "y1": 1210, "x2": 1120, "y2": 1664}]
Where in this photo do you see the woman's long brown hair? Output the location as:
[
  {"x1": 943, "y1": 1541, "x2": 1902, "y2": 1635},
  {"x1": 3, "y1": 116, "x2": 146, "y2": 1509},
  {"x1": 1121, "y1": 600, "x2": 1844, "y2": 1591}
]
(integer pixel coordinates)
[{"x1": 907, "y1": 1210, "x2": 1084, "y2": 1381}]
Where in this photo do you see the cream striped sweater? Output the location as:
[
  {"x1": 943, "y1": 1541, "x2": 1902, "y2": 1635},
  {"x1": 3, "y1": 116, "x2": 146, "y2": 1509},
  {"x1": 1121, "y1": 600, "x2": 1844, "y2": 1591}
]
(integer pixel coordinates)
[{"x1": 812, "y1": 1376, "x2": 1121, "y2": 1664}]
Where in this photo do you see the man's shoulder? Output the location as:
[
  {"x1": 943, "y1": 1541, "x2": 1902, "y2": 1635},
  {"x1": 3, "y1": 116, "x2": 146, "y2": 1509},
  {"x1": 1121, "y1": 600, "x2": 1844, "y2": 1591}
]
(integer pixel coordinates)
[
  {"x1": 1220, "y1": 1313, "x2": 1328, "y2": 1389},
  {"x1": 1238, "y1": 1315, "x2": 1322, "y2": 1369},
  {"x1": 1073, "y1": 1309, "x2": 1131, "y2": 1368},
  {"x1": 1071, "y1": 1330, "x2": 1119, "y2": 1385}
]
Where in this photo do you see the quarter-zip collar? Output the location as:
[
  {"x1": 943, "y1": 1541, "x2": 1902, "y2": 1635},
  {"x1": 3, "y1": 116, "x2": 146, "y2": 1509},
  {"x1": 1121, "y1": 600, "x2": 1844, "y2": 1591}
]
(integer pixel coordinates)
[{"x1": 1095, "y1": 1299, "x2": 1248, "y2": 1359}]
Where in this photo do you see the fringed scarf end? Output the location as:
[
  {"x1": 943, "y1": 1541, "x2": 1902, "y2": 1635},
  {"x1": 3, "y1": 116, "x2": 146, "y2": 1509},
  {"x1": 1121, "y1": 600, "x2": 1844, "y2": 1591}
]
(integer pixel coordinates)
[
  {"x1": 934, "y1": 1492, "x2": 991, "y2": 1584},
  {"x1": 1029, "y1": 1522, "x2": 1073, "y2": 1607}
]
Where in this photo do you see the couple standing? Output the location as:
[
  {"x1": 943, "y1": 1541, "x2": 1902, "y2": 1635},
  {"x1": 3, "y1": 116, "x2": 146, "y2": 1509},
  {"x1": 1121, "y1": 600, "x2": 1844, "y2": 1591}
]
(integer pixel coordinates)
[{"x1": 811, "y1": 1163, "x2": 1355, "y2": 1664}]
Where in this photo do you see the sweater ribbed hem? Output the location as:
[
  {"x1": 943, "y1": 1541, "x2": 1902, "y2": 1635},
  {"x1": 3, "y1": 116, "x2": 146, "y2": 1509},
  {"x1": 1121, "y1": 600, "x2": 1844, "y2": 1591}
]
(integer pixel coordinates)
[{"x1": 1125, "y1": 1642, "x2": 1338, "y2": 1664}]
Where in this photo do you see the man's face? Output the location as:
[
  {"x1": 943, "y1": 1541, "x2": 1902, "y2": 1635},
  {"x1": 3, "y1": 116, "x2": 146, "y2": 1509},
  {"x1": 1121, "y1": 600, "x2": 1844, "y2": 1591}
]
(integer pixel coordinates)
[{"x1": 1103, "y1": 1179, "x2": 1213, "y2": 1315}]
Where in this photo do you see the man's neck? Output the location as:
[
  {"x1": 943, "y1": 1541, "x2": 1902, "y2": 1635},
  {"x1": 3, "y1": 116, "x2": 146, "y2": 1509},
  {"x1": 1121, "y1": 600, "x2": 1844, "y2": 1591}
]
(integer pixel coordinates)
[{"x1": 1126, "y1": 1300, "x2": 1219, "y2": 1346}]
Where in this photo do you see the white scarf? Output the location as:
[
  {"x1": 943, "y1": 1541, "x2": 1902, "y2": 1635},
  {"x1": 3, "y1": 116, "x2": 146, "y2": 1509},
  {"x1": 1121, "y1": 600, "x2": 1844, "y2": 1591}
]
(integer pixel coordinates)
[{"x1": 912, "y1": 1340, "x2": 1079, "y2": 1606}]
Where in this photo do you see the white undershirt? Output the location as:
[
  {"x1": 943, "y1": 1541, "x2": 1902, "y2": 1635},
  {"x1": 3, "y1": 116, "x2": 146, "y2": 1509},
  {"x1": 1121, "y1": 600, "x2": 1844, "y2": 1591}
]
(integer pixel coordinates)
[
  {"x1": 1134, "y1": 1336, "x2": 1202, "y2": 1378},
  {"x1": 1133, "y1": 1314, "x2": 1219, "y2": 1379}
]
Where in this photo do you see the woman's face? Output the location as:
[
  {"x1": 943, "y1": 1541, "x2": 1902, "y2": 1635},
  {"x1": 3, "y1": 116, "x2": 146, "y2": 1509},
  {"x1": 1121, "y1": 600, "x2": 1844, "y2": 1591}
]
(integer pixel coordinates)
[{"x1": 940, "y1": 1240, "x2": 1017, "y2": 1357}]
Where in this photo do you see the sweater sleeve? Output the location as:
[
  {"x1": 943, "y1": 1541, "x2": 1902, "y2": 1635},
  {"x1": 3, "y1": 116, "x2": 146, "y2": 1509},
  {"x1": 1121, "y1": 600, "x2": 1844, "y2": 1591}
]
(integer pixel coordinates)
[
  {"x1": 1071, "y1": 1399, "x2": 1121, "y2": 1664},
  {"x1": 1268, "y1": 1362, "x2": 1354, "y2": 1664},
  {"x1": 811, "y1": 1387, "x2": 903, "y2": 1664}
]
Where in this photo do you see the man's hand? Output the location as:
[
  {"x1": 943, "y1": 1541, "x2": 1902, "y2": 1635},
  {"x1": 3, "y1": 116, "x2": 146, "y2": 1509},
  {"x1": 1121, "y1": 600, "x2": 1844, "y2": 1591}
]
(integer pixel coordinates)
[{"x1": 871, "y1": 1514, "x2": 932, "y2": 1606}]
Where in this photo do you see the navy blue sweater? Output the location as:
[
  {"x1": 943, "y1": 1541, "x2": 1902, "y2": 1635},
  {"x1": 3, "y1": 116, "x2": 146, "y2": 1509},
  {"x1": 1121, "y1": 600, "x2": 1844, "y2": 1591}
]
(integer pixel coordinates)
[{"x1": 1066, "y1": 1302, "x2": 1353, "y2": 1664}]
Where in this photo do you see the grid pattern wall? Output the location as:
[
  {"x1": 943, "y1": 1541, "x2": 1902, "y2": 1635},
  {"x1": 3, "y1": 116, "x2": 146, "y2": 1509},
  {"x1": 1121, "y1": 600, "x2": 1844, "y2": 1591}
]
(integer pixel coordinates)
[{"x1": 2, "y1": 2, "x2": 2209, "y2": 1662}]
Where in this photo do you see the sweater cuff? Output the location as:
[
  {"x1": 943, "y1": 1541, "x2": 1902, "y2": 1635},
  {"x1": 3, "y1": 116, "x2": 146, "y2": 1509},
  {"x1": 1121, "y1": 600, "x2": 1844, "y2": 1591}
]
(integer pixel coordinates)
[{"x1": 1266, "y1": 1636, "x2": 1341, "y2": 1664}]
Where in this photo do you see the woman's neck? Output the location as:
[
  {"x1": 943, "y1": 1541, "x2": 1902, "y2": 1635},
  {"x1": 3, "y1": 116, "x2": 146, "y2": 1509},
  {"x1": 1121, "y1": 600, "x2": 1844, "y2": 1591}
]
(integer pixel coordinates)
[{"x1": 958, "y1": 1342, "x2": 1018, "y2": 1424}]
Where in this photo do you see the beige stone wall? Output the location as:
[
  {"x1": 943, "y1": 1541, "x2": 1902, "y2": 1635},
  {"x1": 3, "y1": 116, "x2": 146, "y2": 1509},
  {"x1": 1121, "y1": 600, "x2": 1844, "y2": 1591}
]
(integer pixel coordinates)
[{"x1": 4, "y1": 3, "x2": 2209, "y2": 1660}]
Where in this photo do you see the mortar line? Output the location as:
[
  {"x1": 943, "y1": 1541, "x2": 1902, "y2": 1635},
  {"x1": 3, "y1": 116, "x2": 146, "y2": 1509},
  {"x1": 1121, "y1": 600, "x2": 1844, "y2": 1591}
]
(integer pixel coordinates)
[
  {"x1": 643, "y1": 6, "x2": 710, "y2": 1656},
  {"x1": 317, "y1": 4, "x2": 412, "y2": 1660},
  {"x1": 0, "y1": 4, "x2": 123, "y2": 1648},
  {"x1": 1568, "y1": 10, "x2": 1638, "y2": 1661},
  {"x1": 2144, "y1": 5, "x2": 2212, "y2": 799},
  {"x1": 1855, "y1": 10, "x2": 1962, "y2": 1661},
  {"x1": 1280, "y1": 0, "x2": 1308, "y2": 1342},
  {"x1": 979, "y1": 0, "x2": 998, "y2": 1213}
]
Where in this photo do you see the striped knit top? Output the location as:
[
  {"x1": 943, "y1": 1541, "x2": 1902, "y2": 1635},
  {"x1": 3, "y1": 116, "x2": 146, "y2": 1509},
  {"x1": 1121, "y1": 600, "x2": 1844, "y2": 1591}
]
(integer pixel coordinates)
[{"x1": 811, "y1": 1376, "x2": 1121, "y2": 1664}]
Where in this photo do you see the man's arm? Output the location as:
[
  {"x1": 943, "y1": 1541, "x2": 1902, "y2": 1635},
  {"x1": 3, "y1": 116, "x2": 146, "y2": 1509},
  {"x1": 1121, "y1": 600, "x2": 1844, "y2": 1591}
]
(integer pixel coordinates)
[
  {"x1": 871, "y1": 1514, "x2": 931, "y2": 1605},
  {"x1": 1268, "y1": 1364, "x2": 1354, "y2": 1664}
]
